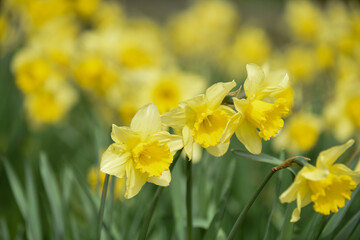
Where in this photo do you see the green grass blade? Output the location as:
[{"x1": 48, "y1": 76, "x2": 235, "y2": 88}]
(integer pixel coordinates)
[
  {"x1": 279, "y1": 202, "x2": 294, "y2": 240},
  {"x1": 305, "y1": 214, "x2": 328, "y2": 240},
  {"x1": 203, "y1": 159, "x2": 236, "y2": 240},
  {"x1": 232, "y1": 150, "x2": 282, "y2": 165},
  {"x1": 39, "y1": 153, "x2": 65, "y2": 239},
  {"x1": 320, "y1": 186, "x2": 360, "y2": 238},
  {"x1": 333, "y1": 210, "x2": 360, "y2": 240},
  {"x1": 0, "y1": 219, "x2": 10, "y2": 240},
  {"x1": 61, "y1": 165, "x2": 74, "y2": 206},
  {"x1": 2, "y1": 156, "x2": 27, "y2": 218},
  {"x1": 25, "y1": 161, "x2": 42, "y2": 240}
]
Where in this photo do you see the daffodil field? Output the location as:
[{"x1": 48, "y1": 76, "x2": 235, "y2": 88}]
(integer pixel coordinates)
[{"x1": 1, "y1": 0, "x2": 360, "y2": 239}]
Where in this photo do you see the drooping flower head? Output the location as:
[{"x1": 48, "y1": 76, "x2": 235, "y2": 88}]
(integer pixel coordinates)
[
  {"x1": 221, "y1": 64, "x2": 294, "y2": 154},
  {"x1": 100, "y1": 103, "x2": 183, "y2": 199},
  {"x1": 279, "y1": 140, "x2": 360, "y2": 222},
  {"x1": 162, "y1": 81, "x2": 236, "y2": 159}
]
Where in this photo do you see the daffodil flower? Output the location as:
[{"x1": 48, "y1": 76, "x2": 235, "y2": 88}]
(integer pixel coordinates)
[
  {"x1": 162, "y1": 81, "x2": 236, "y2": 159},
  {"x1": 221, "y1": 64, "x2": 294, "y2": 154},
  {"x1": 280, "y1": 139, "x2": 360, "y2": 222},
  {"x1": 100, "y1": 103, "x2": 183, "y2": 199}
]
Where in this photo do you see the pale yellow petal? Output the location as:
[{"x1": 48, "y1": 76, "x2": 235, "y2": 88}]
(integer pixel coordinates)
[
  {"x1": 235, "y1": 119, "x2": 262, "y2": 154},
  {"x1": 206, "y1": 142, "x2": 230, "y2": 157},
  {"x1": 161, "y1": 104, "x2": 187, "y2": 129},
  {"x1": 183, "y1": 125, "x2": 194, "y2": 160},
  {"x1": 131, "y1": 103, "x2": 161, "y2": 137},
  {"x1": 205, "y1": 81, "x2": 236, "y2": 109},
  {"x1": 147, "y1": 170, "x2": 171, "y2": 186},
  {"x1": 279, "y1": 179, "x2": 302, "y2": 203},
  {"x1": 300, "y1": 165, "x2": 328, "y2": 181},
  {"x1": 233, "y1": 97, "x2": 249, "y2": 114},
  {"x1": 100, "y1": 143, "x2": 130, "y2": 179},
  {"x1": 111, "y1": 124, "x2": 139, "y2": 148},
  {"x1": 330, "y1": 164, "x2": 360, "y2": 184},
  {"x1": 316, "y1": 139, "x2": 354, "y2": 168},
  {"x1": 244, "y1": 64, "x2": 265, "y2": 99},
  {"x1": 124, "y1": 162, "x2": 148, "y2": 199},
  {"x1": 152, "y1": 131, "x2": 183, "y2": 154},
  {"x1": 356, "y1": 159, "x2": 360, "y2": 172},
  {"x1": 220, "y1": 112, "x2": 242, "y2": 143},
  {"x1": 191, "y1": 143, "x2": 203, "y2": 164}
]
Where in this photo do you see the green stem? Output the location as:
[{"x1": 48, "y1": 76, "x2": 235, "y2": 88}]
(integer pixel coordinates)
[
  {"x1": 227, "y1": 170, "x2": 275, "y2": 240},
  {"x1": 186, "y1": 157, "x2": 192, "y2": 240},
  {"x1": 138, "y1": 149, "x2": 182, "y2": 240},
  {"x1": 293, "y1": 157, "x2": 309, "y2": 167},
  {"x1": 98, "y1": 174, "x2": 110, "y2": 240}
]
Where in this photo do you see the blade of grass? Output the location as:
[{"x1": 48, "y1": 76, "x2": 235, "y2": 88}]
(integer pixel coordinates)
[
  {"x1": 40, "y1": 153, "x2": 64, "y2": 239},
  {"x1": 98, "y1": 174, "x2": 110, "y2": 240},
  {"x1": 305, "y1": 214, "x2": 328, "y2": 240},
  {"x1": 227, "y1": 170, "x2": 275, "y2": 240},
  {"x1": 203, "y1": 159, "x2": 236, "y2": 240},
  {"x1": 279, "y1": 202, "x2": 295, "y2": 240},
  {"x1": 25, "y1": 161, "x2": 42, "y2": 240},
  {"x1": 2, "y1": 156, "x2": 27, "y2": 218},
  {"x1": 333, "y1": 210, "x2": 360, "y2": 240},
  {"x1": 0, "y1": 219, "x2": 10, "y2": 240}
]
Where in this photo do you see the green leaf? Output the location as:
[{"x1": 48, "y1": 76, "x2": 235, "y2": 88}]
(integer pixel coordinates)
[
  {"x1": 39, "y1": 152, "x2": 65, "y2": 239},
  {"x1": 305, "y1": 214, "x2": 327, "y2": 240},
  {"x1": 61, "y1": 165, "x2": 74, "y2": 206},
  {"x1": 203, "y1": 159, "x2": 235, "y2": 240},
  {"x1": 333, "y1": 210, "x2": 360, "y2": 240},
  {"x1": 0, "y1": 219, "x2": 10, "y2": 240},
  {"x1": 25, "y1": 161, "x2": 42, "y2": 240},
  {"x1": 2, "y1": 156, "x2": 27, "y2": 218},
  {"x1": 320, "y1": 186, "x2": 360, "y2": 238},
  {"x1": 279, "y1": 202, "x2": 295, "y2": 240}
]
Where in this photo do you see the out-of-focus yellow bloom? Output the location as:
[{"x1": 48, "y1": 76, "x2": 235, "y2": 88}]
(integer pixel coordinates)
[
  {"x1": 150, "y1": 71, "x2": 206, "y2": 114},
  {"x1": 92, "y1": 1, "x2": 125, "y2": 29},
  {"x1": 280, "y1": 140, "x2": 360, "y2": 222},
  {"x1": 273, "y1": 112, "x2": 322, "y2": 154},
  {"x1": 87, "y1": 167, "x2": 125, "y2": 199},
  {"x1": 168, "y1": 0, "x2": 238, "y2": 60},
  {"x1": 221, "y1": 64, "x2": 293, "y2": 154},
  {"x1": 101, "y1": 103, "x2": 183, "y2": 199},
  {"x1": 116, "y1": 21, "x2": 167, "y2": 70},
  {"x1": 226, "y1": 27, "x2": 271, "y2": 76},
  {"x1": 315, "y1": 43, "x2": 334, "y2": 70},
  {"x1": 285, "y1": 46, "x2": 317, "y2": 83},
  {"x1": 22, "y1": 0, "x2": 71, "y2": 30},
  {"x1": 73, "y1": 55, "x2": 119, "y2": 96},
  {"x1": 162, "y1": 81, "x2": 236, "y2": 159},
  {"x1": 285, "y1": 0, "x2": 323, "y2": 42},
  {"x1": 0, "y1": 16, "x2": 7, "y2": 42},
  {"x1": 324, "y1": 81, "x2": 360, "y2": 141},
  {"x1": 72, "y1": 0, "x2": 100, "y2": 18},
  {"x1": 25, "y1": 77, "x2": 77, "y2": 124}
]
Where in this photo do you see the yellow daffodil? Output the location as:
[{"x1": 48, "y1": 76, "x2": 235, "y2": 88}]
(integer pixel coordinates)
[
  {"x1": 100, "y1": 103, "x2": 183, "y2": 199},
  {"x1": 280, "y1": 140, "x2": 360, "y2": 222},
  {"x1": 162, "y1": 81, "x2": 236, "y2": 159},
  {"x1": 221, "y1": 64, "x2": 294, "y2": 154},
  {"x1": 273, "y1": 112, "x2": 322, "y2": 154}
]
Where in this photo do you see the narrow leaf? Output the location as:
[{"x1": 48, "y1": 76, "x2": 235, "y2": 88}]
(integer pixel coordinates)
[
  {"x1": 0, "y1": 219, "x2": 10, "y2": 240},
  {"x1": 40, "y1": 153, "x2": 64, "y2": 239},
  {"x1": 333, "y1": 210, "x2": 360, "y2": 240}
]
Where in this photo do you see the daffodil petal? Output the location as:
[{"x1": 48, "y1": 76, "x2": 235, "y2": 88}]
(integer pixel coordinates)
[
  {"x1": 111, "y1": 124, "x2": 139, "y2": 147},
  {"x1": 130, "y1": 103, "x2": 161, "y2": 137},
  {"x1": 235, "y1": 120, "x2": 262, "y2": 154},
  {"x1": 301, "y1": 166, "x2": 328, "y2": 181},
  {"x1": 124, "y1": 162, "x2": 148, "y2": 199},
  {"x1": 220, "y1": 112, "x2": 242, "y2": 143},
  {"x1": 206, "y1": 142, "x2": 230, "y2": 157},
  {"x1": 244, "y1": 64, "x2": 265, "y2": 99},
  {"x1": 152, "y1": 131, "x2": 183, "y2": 154},
  {"x1": 183, "y1": 125, "x2": 194, "y2": 160},
  {"x1": 161, "y1": 104, "x2": 187, "y2": 129},
  {"x1": 317, "y1": 139, "x2": 354, "y2": 168},
  {"x1": 205, "y1": 81, "x2": 236, "y2": 109},
  {"x1": 100, "y1": 143, "x2": 130, "y2": 179},
  {"x1": 148, "y1": 170, "x2": 171, "y2": 186}
]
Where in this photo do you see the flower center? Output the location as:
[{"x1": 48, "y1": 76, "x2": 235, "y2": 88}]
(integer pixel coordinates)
[
  {"x1": 308, "y1": 174, "x2": 357, "y2": 215},
  {"x1": 132, "y1": 140, "x2": 173, "y2": 177},
  {"x1": 152, "y1": 80, "x2": 180, "y2": 113},
  {"x1": 193, "y1": 109, "x2": 230, "y2": 148},
  {"x1": 245, "y1": 99, "x2": 289, "y2": 141}
]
